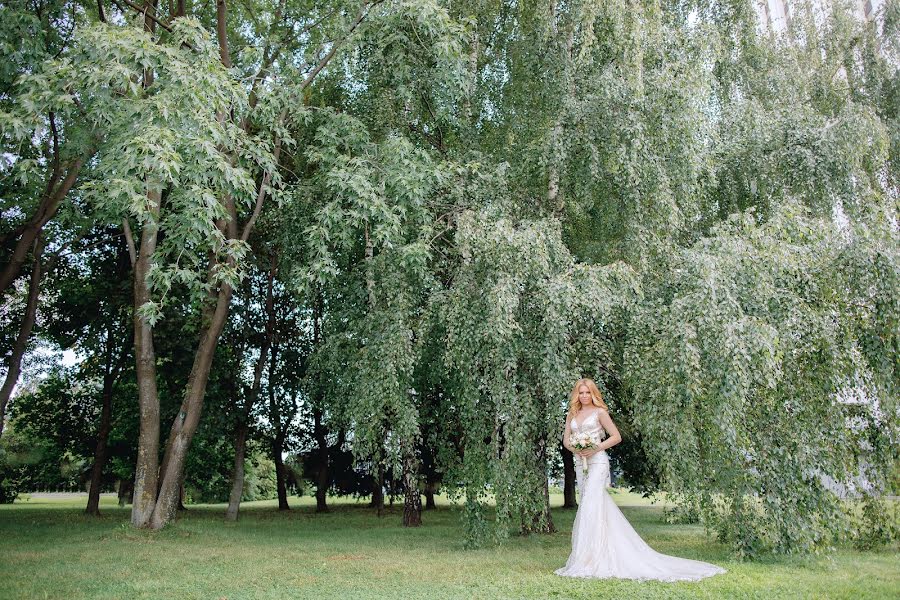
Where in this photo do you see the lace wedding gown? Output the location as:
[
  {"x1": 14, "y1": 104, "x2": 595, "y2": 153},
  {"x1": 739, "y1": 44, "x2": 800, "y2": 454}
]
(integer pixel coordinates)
[{"x1": 554, "y1": 410, "x2": 727, "y2": 582}]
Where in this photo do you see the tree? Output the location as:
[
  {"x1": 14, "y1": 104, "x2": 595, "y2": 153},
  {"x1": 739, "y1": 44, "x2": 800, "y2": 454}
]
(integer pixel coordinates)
[{"x1": 42, "y1": 229, "x2": 133, "y2": 515}]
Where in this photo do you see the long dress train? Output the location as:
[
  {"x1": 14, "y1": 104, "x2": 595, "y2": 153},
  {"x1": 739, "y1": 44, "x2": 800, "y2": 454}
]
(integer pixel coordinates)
[{"x1": 554, "y1": 411, "x2": 727, "y2": 582}]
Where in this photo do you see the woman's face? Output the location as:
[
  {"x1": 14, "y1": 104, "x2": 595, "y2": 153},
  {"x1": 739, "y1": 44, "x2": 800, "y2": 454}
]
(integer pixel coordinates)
[{"x1": 578, "y1": 385, "x2": 592, "y2": 406}]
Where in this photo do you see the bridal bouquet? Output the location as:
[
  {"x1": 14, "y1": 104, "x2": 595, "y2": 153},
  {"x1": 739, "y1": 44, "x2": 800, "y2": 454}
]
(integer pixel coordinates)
[{"x1": 569, "y1": 431, "x2": 604, "y2": 472}]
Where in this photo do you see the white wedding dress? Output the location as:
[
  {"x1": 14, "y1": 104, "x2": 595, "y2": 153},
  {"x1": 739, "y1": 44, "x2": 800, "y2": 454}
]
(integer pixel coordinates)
[{"x1": 555, "y1": 411, "x2": 727, "y2": 582}]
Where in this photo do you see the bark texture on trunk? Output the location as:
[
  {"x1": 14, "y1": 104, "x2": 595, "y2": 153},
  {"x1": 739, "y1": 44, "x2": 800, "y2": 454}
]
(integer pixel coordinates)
[
  {"x1": 131, "y1": 188, "x2": 161, "y2": 528},
  {"x1": 401, "y1": 444, "x2": 422, "y2": 527},
  {"x1": 149, "y1": 281, "x2": 233, "y2": 529},
  {"x1": 85, "y1": 372, "x2": 115, "y2": 515},
  {"x1": 131, "y1": 5, "x2": 162, "y2": 526},
  {"x1": 225, "y1": 422, "x2": 249, "y2": 521},
  {"x1": 424, "y1": 480, "x2": 436, "y2": 510},
  {"x1": 0, "y1": 236, "x2": 44, "y2": 438}
]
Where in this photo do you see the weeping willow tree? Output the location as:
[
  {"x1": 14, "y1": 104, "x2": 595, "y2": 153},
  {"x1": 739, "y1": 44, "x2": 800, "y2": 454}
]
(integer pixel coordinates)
[
  {"x1": 435, "y1": 0, "x2": 897, "y2": 554},
  {"x1": 626, "y1": 200, "x2": 898, "y2": 557},
  {"x1": 430, "y1": 0, "x2": 717, "y2": 546},
  {"x1": 441, "y1": 206, "x2": 639, "y2": 545},
  {"x1": 297, "y1": 118, "x2": 457, "y2": 523},
  {"x1": 621, "y1": 1, "x2": 899, "y2": 556}
]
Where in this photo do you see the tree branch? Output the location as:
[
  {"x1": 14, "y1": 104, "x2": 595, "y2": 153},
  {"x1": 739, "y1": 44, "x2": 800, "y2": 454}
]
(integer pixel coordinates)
[
  {"x1": 122, "y1": 219, "x2": 137, "y2": 267},
  {"x1": 111, "y1": 0, "x2": 177, "y2": 36},
  {"x1": 300, "y1": 0, "x2": 383, "y2": 91}
]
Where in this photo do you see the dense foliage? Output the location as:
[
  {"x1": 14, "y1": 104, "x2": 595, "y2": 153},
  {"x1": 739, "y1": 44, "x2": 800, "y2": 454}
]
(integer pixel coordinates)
[{"x1": 1, "y1": 0, "x2": 897, "y2": 556}]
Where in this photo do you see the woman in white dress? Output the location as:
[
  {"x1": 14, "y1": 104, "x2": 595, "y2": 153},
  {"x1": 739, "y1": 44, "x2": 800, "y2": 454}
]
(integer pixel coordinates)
[{"x1": 555, "y1": 378, "x2": 727, "y2": 582}]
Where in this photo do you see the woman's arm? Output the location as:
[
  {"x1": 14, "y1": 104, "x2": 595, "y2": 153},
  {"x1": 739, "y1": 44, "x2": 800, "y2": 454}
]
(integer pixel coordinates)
[{"x1": 594, "y1": 409, "x2": 622, "y2": 452}]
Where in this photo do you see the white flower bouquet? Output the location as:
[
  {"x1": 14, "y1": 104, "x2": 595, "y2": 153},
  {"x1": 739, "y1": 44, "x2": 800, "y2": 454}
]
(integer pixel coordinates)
[{"x1": 569, "y1": 431, "x2": 605, "y2": 471}]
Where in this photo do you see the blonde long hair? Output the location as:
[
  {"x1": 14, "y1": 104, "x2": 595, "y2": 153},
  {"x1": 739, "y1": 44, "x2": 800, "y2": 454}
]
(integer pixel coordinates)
[{"x1": 568, "y1": 378, "x2": 608, "y2": 418}]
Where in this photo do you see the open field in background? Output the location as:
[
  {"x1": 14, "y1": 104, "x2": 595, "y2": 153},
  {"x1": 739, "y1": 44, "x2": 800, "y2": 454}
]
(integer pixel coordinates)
[{"x1": 1, "y1": 490, "x2": 898, "y2": 600}]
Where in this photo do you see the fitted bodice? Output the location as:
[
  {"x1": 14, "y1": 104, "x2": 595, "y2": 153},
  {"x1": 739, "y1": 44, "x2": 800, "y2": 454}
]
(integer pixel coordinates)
[{"x1": 572, "y1": 410, "x2": 606, "y2": 438}]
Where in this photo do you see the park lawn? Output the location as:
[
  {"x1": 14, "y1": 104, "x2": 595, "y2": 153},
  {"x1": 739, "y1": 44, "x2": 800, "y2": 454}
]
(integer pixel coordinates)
[{"x1": 1, "y1": 490, "x2": 897, "y2": 600}]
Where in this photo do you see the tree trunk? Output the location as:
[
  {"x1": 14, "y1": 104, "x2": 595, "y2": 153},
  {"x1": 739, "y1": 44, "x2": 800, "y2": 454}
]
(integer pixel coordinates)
[
  {"x1": 148, "y1": 281, "x2": 234, "y2": 530},
  {"x1": 0, "y1": 235, "x2": 44, "y2": 439},
  {"x1": 131, "y1": 188, "x2": 161, "y2": 528},
  {"x1": 310, "y1": 287, "x2": 330, "y2": 513},
  {"x1": 314, "y1": 459, "x2": 329, "y2": 512},
  {"x1": 370, "y1": 463, "x2": 384, "y2": 514},
  {"x1": 402, "y1": 444, "x2": 422, "y2": 527},
  {"x1": 561, "y1": 440, "x2": 577, "y2": 508},
  {"x1": 546, "y1": 16, "x2": 575, "y2": 220},
  {"x1": 424, "y1": 480, "x2": 436, "y2": 509},
  {"x1": 364, "y1": 224, "x2": 386, "y2": 519},
  {"x1": 313, "y1": 408, "x2": 329, "y2": 513},
  {"x1": 522, "y1": 433, "x2": 556, "y2": 534},
  {"x1": 274, "y1": 434, "x2": 290, "y2": 510},
  {"x1": 118, "y1": 478, "x2": 134, "y2": 507},
  {"x1": 225, "y1": 255, "x2": 277, "y2": 521},
  {"x1": 225, "y1": 422, "x2": 249, "y2": 521},
  {"x1": 85, "y1": 372, "x2": 115, "y2": 516},
  {"x1": 178, "y1": 480, "x2": 187, "y2": 511}
]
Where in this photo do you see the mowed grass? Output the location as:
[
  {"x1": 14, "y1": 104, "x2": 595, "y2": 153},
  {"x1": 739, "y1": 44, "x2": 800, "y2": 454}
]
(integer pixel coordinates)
[{"x1": 1, "y1": 490, "x2": 898, "y2": 600}]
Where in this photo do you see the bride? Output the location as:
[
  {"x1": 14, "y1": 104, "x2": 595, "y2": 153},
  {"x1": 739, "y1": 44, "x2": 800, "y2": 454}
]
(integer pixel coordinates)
[{"x1": 554, "y1": 378, "x2": 727, "y2": 582}]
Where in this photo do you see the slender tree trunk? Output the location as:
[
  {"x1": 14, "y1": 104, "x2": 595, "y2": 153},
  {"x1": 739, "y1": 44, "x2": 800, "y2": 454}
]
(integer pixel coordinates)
[
  {"x1": 547, "y1": 14, "x2": 576, "y2": 219},
  {"x1": 225, "y1": 255, "x2": 277, "y2": 521},
  {"x1": 370, "y1": 463, "x2": 384, "y2": 514},
  {"x1": 424, "y1": 480, "x2": 436, "y2": 509},
  {"x1": 274, "y1": 432, "x2": 290, "y2": 510},
  {"x1": 85, "y1": 372, "x2": 115, "y2": 516},
  {"x1": 265, "y1": 334, "x2": 291, "y2": 512},
  {"x1": 225, "y1": 422, "x2": 249, "y2": 521},
  {"x1": 401, "y1": 443, "x2": 422, "y2": 527},
  {"x1": 522, "y1": 433, "x2": 556, "y2": 534},
  {"x1": 149, "y1": 281, "x2": 233, "y2": 529},
  {"x1": 130, "y1": 3, "x2": 163, "y2": 527},
  {"x1": 561, "y1": 440, "x2": 577, "y2": 508},
  {"x1": 313, "y1": 408, "x2": 330, "y2": 513},
  {"x1": 178, "y1": 479, "x2": 187, "y2": 511},
  {"x1": 364, "y1": 224, "x2": 386, "y2": 518},
  {"x1": 311, "y1": 290, "x2": 330, "y2": 513},
  {"x1": 86, "y1": 311, "x2": 130, "y2": 516},
  {"x1": 314, "y1": 454, "x2": 328, "y2": 512},
  {"x1": 118, "y1": 478, "x2": 133, "y2": 507},
  {"x1": 0, "y1": 236, "x2": 44, "y2": 438},
  {"x1": 131, "y1": 188, "x2": 161, "y2": 528}
]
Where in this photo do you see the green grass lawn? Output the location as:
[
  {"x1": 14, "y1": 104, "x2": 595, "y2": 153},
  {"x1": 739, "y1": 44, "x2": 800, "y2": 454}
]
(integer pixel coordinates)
[{"x1": 1, "y1": 490, "x2": 897, "y2": 599}]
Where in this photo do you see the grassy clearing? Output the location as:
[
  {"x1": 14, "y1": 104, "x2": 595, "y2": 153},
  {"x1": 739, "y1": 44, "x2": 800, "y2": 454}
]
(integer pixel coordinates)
[{"x1": 1, "y1": 490, "x2": 897, "y2": 599}]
